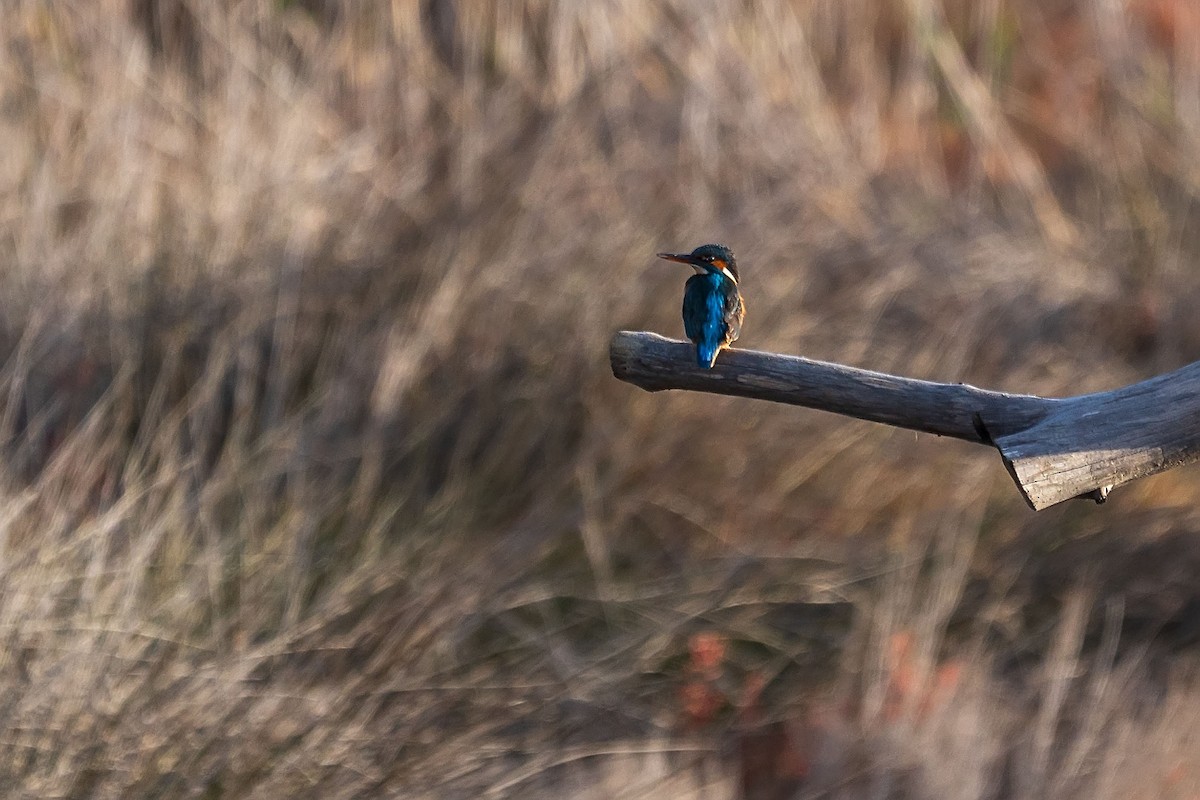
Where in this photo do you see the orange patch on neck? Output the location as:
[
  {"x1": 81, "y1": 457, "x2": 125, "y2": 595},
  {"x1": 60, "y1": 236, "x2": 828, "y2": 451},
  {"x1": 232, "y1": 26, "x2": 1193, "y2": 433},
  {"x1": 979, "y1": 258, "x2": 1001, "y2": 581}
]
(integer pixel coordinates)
[{"x1": 712, "y1": 259, "x2": 736, "y2": 284}]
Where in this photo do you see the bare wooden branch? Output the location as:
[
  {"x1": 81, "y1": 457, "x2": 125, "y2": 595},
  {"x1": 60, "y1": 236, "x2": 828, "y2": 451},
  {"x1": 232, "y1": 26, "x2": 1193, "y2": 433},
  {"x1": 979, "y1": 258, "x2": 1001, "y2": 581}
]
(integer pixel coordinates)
[
  {"x1": 610, "y1": 331, "x2": 1200, "y2": 511},
  {"x1": 988, "y1": 364, "x2": 1200, "y2": 509},
  {"x1": 610, "y1": 331, "x2": 1058, "y2": 442}
]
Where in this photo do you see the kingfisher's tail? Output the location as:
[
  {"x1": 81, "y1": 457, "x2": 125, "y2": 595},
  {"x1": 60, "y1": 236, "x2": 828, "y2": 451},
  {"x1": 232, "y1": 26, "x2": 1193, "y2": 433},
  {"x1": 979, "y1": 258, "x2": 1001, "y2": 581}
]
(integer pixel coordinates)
[{"x1": 696, "y1": 340, "x2": 719, "y2": 369}]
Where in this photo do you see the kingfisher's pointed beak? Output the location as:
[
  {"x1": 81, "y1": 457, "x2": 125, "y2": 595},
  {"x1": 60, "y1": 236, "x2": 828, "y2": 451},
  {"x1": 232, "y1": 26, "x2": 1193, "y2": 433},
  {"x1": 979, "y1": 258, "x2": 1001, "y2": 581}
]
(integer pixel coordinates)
[{"x1": 657, "y1": 252, "x2": 696, "y2": 265}]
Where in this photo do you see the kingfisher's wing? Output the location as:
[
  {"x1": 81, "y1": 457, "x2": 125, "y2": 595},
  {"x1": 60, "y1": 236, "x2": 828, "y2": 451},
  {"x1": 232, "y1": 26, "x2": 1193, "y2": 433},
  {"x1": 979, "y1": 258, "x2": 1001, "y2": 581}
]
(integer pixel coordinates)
[
  {"x1": 682, "y1": 276, "x2": 708, "y2": 344},
  {"x1": 723, "y1": 286, "x2": 744, "y2": 345}
]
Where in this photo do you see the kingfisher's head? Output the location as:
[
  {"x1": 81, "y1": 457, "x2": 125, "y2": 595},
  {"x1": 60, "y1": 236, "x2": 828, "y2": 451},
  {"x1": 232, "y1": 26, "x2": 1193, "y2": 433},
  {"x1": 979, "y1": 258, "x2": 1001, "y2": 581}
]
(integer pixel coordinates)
[{"x1": 657, "y1": 243, "x2": 738, "y2": 284}]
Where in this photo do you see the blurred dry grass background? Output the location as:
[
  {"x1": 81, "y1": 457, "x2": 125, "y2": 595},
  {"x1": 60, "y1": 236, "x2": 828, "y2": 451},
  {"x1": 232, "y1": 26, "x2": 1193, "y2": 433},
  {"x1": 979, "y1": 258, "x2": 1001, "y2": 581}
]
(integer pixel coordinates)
[{"x1": 3, "y1": 0, "x2": 1200, "y2": 796}]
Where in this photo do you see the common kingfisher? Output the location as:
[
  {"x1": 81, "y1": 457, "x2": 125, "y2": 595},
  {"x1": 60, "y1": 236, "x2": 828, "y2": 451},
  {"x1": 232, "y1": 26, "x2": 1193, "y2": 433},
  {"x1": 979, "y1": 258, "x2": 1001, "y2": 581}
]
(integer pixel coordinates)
[{"x1": 657, "y1": 244, "x2": 745, "y2": 369}]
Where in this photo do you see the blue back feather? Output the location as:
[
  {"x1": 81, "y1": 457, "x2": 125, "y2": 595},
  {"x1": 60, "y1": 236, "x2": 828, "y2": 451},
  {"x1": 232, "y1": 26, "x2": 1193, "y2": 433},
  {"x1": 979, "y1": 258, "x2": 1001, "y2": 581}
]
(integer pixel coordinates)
[
  {"x1": 697, "y1": 285, "x2": 723, "y2": 367},
  {"x1": 683, "y1": 272, "x2": 729, "y2": 369}
]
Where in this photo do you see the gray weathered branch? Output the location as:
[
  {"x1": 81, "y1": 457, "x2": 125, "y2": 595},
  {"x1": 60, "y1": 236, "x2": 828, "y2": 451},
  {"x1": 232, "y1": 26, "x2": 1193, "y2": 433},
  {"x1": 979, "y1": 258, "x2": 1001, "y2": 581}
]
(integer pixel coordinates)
[{"x1": 610, "y1": 331, "x2": 1200, "y2": 510}]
